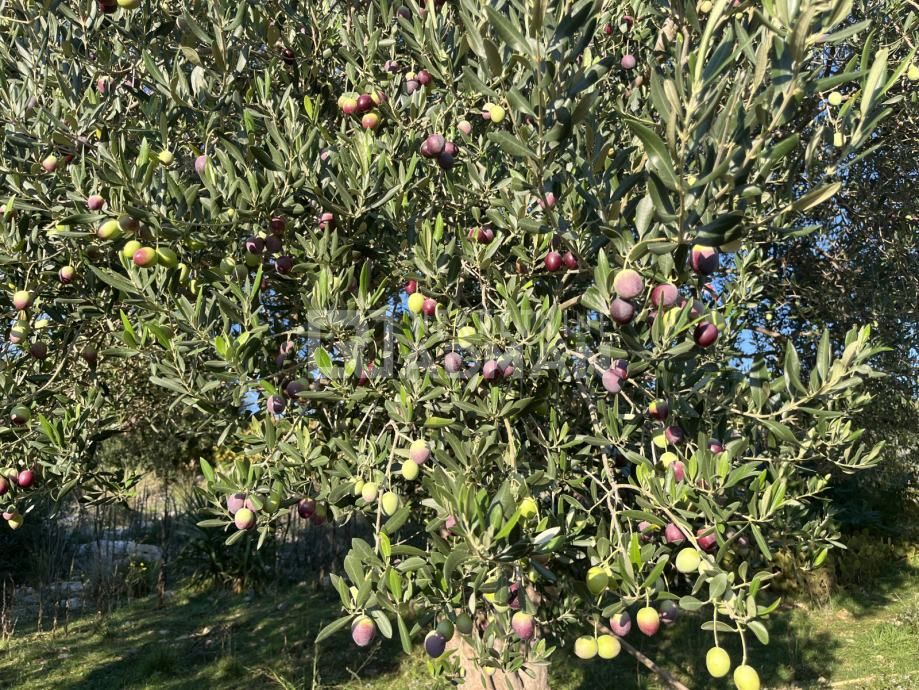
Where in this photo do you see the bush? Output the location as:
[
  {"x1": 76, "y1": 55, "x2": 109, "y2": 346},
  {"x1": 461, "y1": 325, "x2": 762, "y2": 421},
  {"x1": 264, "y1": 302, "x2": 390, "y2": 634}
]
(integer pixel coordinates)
[
  {"x1": 833, "y1": 531, "x2": 916, "y2": 590},
  {"x1": 177, "y1": 491, "x2": 278, "y2": 593}
]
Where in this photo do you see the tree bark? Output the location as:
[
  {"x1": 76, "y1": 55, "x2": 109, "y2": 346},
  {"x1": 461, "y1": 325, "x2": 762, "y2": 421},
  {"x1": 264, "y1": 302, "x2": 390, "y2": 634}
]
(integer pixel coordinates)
[
  {"x1": 445, "y1": 633, "x2": 690, "y2": 690},
  {"x1": 446, "y1": 636, "x2": 551, "y2": 690}
]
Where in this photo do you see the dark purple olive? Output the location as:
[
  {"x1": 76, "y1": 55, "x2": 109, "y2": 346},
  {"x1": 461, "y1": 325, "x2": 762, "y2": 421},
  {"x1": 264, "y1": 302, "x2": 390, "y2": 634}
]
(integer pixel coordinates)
[{"x1": 275, "y1": 255, "x2": 294, "y2": 274}]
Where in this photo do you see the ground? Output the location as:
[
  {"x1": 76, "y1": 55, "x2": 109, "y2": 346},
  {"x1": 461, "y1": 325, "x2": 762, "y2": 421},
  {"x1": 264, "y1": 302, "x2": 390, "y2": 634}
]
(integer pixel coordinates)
[{"x1": 0, "y1": 555, "x2": 916, "y2": 690}]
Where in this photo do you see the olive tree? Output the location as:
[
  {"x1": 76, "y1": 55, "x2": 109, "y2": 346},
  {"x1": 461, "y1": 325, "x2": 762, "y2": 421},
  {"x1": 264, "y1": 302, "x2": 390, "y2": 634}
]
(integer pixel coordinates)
[{"x1": 0, "y1": 1, "x2": 908, "y2": 688}]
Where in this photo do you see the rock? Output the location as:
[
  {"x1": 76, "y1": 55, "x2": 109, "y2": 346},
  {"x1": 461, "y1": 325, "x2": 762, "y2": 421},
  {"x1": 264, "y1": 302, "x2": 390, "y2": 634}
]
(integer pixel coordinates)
[
  {"x1": 75, "y1": 539, "x2": 163, "y2": 576},
  {"x1": 18, "y1": 592, "x2": 40, "y2": 607},
  {"x1": 54, "y1": 580, "x2": 84, "y2": 595}
]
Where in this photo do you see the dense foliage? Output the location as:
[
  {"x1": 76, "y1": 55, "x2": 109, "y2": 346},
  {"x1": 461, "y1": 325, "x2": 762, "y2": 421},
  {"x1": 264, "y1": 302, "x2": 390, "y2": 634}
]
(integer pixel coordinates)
[{"x1": 1, "y1": 0, "x2": 912, "y2": 686}]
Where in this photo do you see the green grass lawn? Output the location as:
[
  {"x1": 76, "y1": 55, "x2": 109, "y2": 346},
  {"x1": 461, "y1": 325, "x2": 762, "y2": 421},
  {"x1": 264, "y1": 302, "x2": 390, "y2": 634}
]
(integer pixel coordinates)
[{"x1": 1, "y1": 555, "x2": 916, "y2": 690}]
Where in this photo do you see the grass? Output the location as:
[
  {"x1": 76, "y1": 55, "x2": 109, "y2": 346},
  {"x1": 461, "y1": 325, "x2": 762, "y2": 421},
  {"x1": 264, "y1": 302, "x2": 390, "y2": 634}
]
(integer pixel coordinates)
[{"x1": 0, "y1": 555, "x2": 916, "y2": 690}]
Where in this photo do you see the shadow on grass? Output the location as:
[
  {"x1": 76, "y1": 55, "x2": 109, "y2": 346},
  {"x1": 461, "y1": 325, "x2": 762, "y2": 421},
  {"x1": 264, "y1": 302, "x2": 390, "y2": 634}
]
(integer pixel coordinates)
[
  {"x1": 1, "y1": 585, "x2": 404, "y2": 690},
  {"x1": 551, "y1": 605, "x2": 839, "y2": 690},
  {"x1": 2, "y1": 555, "x2": 916, "y2": 690},
  {"x1": 830, "y1": 552, "x2": 919, "y2": 618},
  {"x1": 558, "y1": 556, "x2": 919, "y2": 690}
]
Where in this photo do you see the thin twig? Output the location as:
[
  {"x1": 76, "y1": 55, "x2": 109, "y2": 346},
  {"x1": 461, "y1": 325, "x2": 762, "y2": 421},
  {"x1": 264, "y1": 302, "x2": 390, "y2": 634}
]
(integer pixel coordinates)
[{"x1": 617, "y1": 636, "x2": 691, "y2": 690}]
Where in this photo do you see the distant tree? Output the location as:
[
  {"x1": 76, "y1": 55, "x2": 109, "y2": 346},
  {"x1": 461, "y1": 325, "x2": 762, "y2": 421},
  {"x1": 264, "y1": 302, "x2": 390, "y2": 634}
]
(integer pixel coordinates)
[{"x1": 749, "y1": 0, "x2": 919, "y2": 536}]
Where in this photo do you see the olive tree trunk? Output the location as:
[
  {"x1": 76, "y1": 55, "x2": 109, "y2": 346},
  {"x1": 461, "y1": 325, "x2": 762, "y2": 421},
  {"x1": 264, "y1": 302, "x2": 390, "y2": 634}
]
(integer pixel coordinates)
[
  {"x1": 446, "y1": 636, "x2": 551, "y2": 690},
  {"x1": 445, "y1": 634, "x2": 690, "y2": 690}
]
